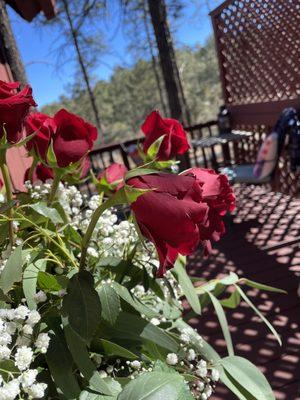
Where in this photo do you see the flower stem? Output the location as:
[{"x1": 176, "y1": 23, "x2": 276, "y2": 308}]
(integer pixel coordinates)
[
  {"x1": 0, "y1": 163, "x2": 14, "y2": 246},
  {"x1": 28, "y1": 157, "x2": 38, "y2": 182},
  {"x1": 79, "y1": 196, "x2": 116, "y2": 270},
  {"x1": 47, "y1": 171, "x2": 61, "y2": 206}
]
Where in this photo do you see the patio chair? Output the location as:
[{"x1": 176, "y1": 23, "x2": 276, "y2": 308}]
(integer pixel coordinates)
[{"x1": 223, "y1": 108, "x2": 299, "y2": 185}]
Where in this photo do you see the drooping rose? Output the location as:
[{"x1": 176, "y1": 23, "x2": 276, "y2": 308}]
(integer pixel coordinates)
[
  {"x1": 52, "y1": 109, "x2": 97, "y2": 168},
  {"x1": 127, "y1": 172, "x2": 208, "y2": 277},
  {"x1": 183, "y1": 168, "x2": 235, "y2": 254},
  {"x1": 141, "y1": 110, "x2": 190, "y2": 161},
  {"x1": 24, "y1": 163, "x2": 54, "y2": 183},
  {"x1": 98, "y1": 163, "x2": 127, "y2": 192},
  {"x1": 25, "y1": 112, "x2": 56, "y2": 159},
  {"x1": 0, "y1": 81, "x2": 37, "y2": 143}
]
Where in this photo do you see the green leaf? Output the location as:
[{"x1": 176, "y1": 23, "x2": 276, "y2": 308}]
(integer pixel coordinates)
[
  {"x1": 0, "y1": 360, "x2": 20, "y2": 381},
  {"x1": 207, "y1": 292, "x2": 234, "y2": 356},
  {"x1": 124, "y1": 185, "x2": 151, "y2": 204},
  {"x1": 220, "y1": 289, "x2": 241, "y2": 309},
  {"x1": 46, "y1": 140, "x2": 57, "y2": 166},
  {"x1": 0, "y1": 246, "x2": 23, "y2": 293},
  {"x1": 95, "y1": 339, "x2": 137, "y2": 359},
  {"x1": 147, "y1": 135, "x2": 165, "y2": 159},
  {"x1": 111, "y1": 282, "x2": 158, "y2": 319},
  {"x1": 23, "y1": 259, "x2": 47, "y2": 309},
  {"x1": 221, "y1": 356, "x2": 275, "y2": 400},
  {"x1": 117, "y1": 372, "x2": 187, "y2": 400},
  {"x1": 62, "y1": 271, "x2": 102, "y2": 343},
  {"x1": 235, "y1": 285, "x2": 282, "y2": 345},
  {"x1": 46, "y1": 328, "x2": 81, "y2": 399},
  {"x1": 173, "y1": 256, "x2": 201, "y2": 315},
  {"x1": 125, "y1": 168, "x2": 158, "y2": 180},
  {"x1": 38, "y1": 271, "x2": 68, "y2": 292},
  {"x1": 29, "y1": 202, "x2": 63, "y2": 224},
  {"x1": 174, "y1": 320, "x2": 254, "y2": 400},
  {"x1": 242, "y1": 279, "x2": 287, "y2": 294},
  {"x1": 80, "y1": 392, "x2": 117, "y2": 400},
  {"x1": 63, "y1": 322, "x2": 114, "y2": 396},
  {"x1": 15, "y1": 130, "x2": 37, "y2": 148},
  {"x1": 99, "y1": 312, "x2": 178, "y2": 353},
  {"x1": 196, "y1": 272, "x2": 240, "y2": 294},
  {"x1": 98, "y1": 284, "x2": 120, "y2": 325}
]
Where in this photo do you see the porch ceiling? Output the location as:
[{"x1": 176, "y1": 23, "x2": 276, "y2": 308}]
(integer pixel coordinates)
[{"x1": 5, "y1": 0, "x2": 56, "y2": 21}]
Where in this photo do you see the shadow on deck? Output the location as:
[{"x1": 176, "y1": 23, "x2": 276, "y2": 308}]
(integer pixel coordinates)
[{"x1": 188, "y1": 185, "x2": 300, "y2": 400}]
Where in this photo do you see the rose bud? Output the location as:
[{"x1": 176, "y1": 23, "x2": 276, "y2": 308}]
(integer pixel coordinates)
[
  {"x1": 183, "y1": 168, "x2": 236, "y2": 254},
  {"x1": 127, "y1": 172, "x2": 208, "y2": 277},
  {"x1": 25, "y1": 112, "x2": 56, "y2": 159},
  {"x1": 52, "y1": 109, "x2": 98, "y2": 168},
  {"x1": 0, "y1": 80, "x2": 37, "y2": 143},
  {"x1": 141, "y1": 110, "x2": 190, "y2": 161},
  {"x1": 24, "y1": 163, "x2": 54, "y2": 183},
  {"x1": 98, "y1": 163, "x2": 127, "y2": 192}
]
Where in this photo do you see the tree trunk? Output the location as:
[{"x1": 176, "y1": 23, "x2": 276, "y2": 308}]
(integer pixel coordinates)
[
  {"x1": 143, "y1": 1, "x2": 167, "y2": 116},
  {"x1": 61, "y1": 0, "x2": 103, "y2": 138},
  {"x1": 147, "y1": 0, "x2": 190, "y2": 168},
  {"x1": 0, "y1": 0, "x2": 27, "y2": 84}
]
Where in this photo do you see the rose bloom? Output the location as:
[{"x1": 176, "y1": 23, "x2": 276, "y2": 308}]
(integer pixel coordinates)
[
  {"x1": 127, "y1": 169, "x2": 235, "y2": 276},
  {"x1": 98, "y1": 163, "x2": 127, "y2": 192},
  {"x1": 53, "y1": 109, "x2": 98, "y2": 168},
  {"x1": 141, "y1": 110, "x2": 190, "y2": 161},
  {"x1": 25, "y1": 112, "x2": 56, "y2": 159},
  {"x1": 183, "y1": 168, "x2": 236, "y2": 254},
  {"x1": 127, "y1": 172, "x2": 208, "y2": 277},
  {"x1": 0, "y1": 80, "x2": 36, "y2": 143},
  {"x1": 24, "y1": 163, "x2": 54, "y2": 183}
]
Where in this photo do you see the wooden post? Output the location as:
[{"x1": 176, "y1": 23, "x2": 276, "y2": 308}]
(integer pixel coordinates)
[
  {"x1": 0, "y1": 0, "x2": 27, "y2": 84},
  {"x1": 147, "y1": 0, "x2": 190, "y2": 169}
]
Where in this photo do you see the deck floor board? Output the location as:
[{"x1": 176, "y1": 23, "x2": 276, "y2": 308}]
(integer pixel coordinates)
[{"x1": 188, "y1": 186, "x2": 300, "y2": 399}]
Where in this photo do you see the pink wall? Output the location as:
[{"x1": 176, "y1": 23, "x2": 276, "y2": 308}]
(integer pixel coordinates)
[{"x1": 6, "y1": 147, "x2": 32, "y2": 192}]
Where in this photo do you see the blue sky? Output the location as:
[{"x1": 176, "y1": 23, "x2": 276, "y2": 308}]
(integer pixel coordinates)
[{"x1": 9, "y1": 0, "x2": 223, "y2": 108}]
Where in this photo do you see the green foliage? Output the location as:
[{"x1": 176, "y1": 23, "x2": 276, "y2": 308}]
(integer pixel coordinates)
[
  {"x1": 0, "y1": 246, "x2": 23, "y2": 294},
  {"x1": 62, "y1": 271, "x2": 102, "y2": 343},
  {"x1": 118, "y1": 371, "x2": 189, "y2": 400}
]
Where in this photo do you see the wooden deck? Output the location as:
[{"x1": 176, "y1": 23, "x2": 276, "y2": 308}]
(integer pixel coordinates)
[{"x1": 188, "y1": 185, "x2": 300, "y2": 400}]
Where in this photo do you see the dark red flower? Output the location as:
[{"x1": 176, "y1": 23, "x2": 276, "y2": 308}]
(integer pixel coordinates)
[
  {"x1": 24, "y1": 163, "x2": 54, "y2": 183},
  {"x1": 127, "y1": 173, "x2": 208, "y2": 277},
  {"x1": 25, "y1": 112, "x2": 56, "y2": 159},
  {"x1": 52, "y1": 109, "x2": 98, "y2": 168},
  {"x1": 183, "y1": 168, "x2": 235, "y2": 254},
  {"x1": 0, "y1": 80, "x2": 37, "y2": 143},
  {"x1": 98, "y1": 163, "x2": 127, "y2": 191},
  {"x1": 141, "y1": 110, "x2": 190, "y2": 161}
]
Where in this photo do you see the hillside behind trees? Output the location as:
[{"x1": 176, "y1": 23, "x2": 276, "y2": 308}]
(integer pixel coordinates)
[{"x1": 42, "y1": 36, "x2": 222, "y2": 144}]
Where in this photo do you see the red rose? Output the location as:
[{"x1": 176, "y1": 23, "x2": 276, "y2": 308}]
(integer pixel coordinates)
[
  {"x1": 25, "y1": 112, "x2": 56, "y2": 159},
  {"x1": 98, "y1": 163, "x2": 127, "y2": 192},
  {"x1": 127, "y1": 173, "x2": 208, "y2": 277},
  {"x1": 0, "y1": 80, "x2": 37, "y2": 143},
  {"x1": 141, "y1": 110, "x2": 190, "y2": 161},
  {"x1": 184, "y1": 168, "x2": 235, "y2": 253},
  {"x1": 24, "y1": 163, "x2": 54, "y2": 183},
  {"x1": 52, "y1": 109, "x2": 97, "y2": 168}
]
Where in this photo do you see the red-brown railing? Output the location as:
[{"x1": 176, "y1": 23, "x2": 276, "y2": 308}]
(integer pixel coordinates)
[{"x1": 80, "y1": 120, "x2": 219, "y2": 194}]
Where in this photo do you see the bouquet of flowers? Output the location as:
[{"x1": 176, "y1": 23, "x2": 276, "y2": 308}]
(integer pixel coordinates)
[{"x1": 0, "y1": 81, "x2": 282, "y2": 399}]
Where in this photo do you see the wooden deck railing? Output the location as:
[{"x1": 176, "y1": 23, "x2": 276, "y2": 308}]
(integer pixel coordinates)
[{"x1": 80, "y1": 120, "x2": 220, "y2": 194}]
